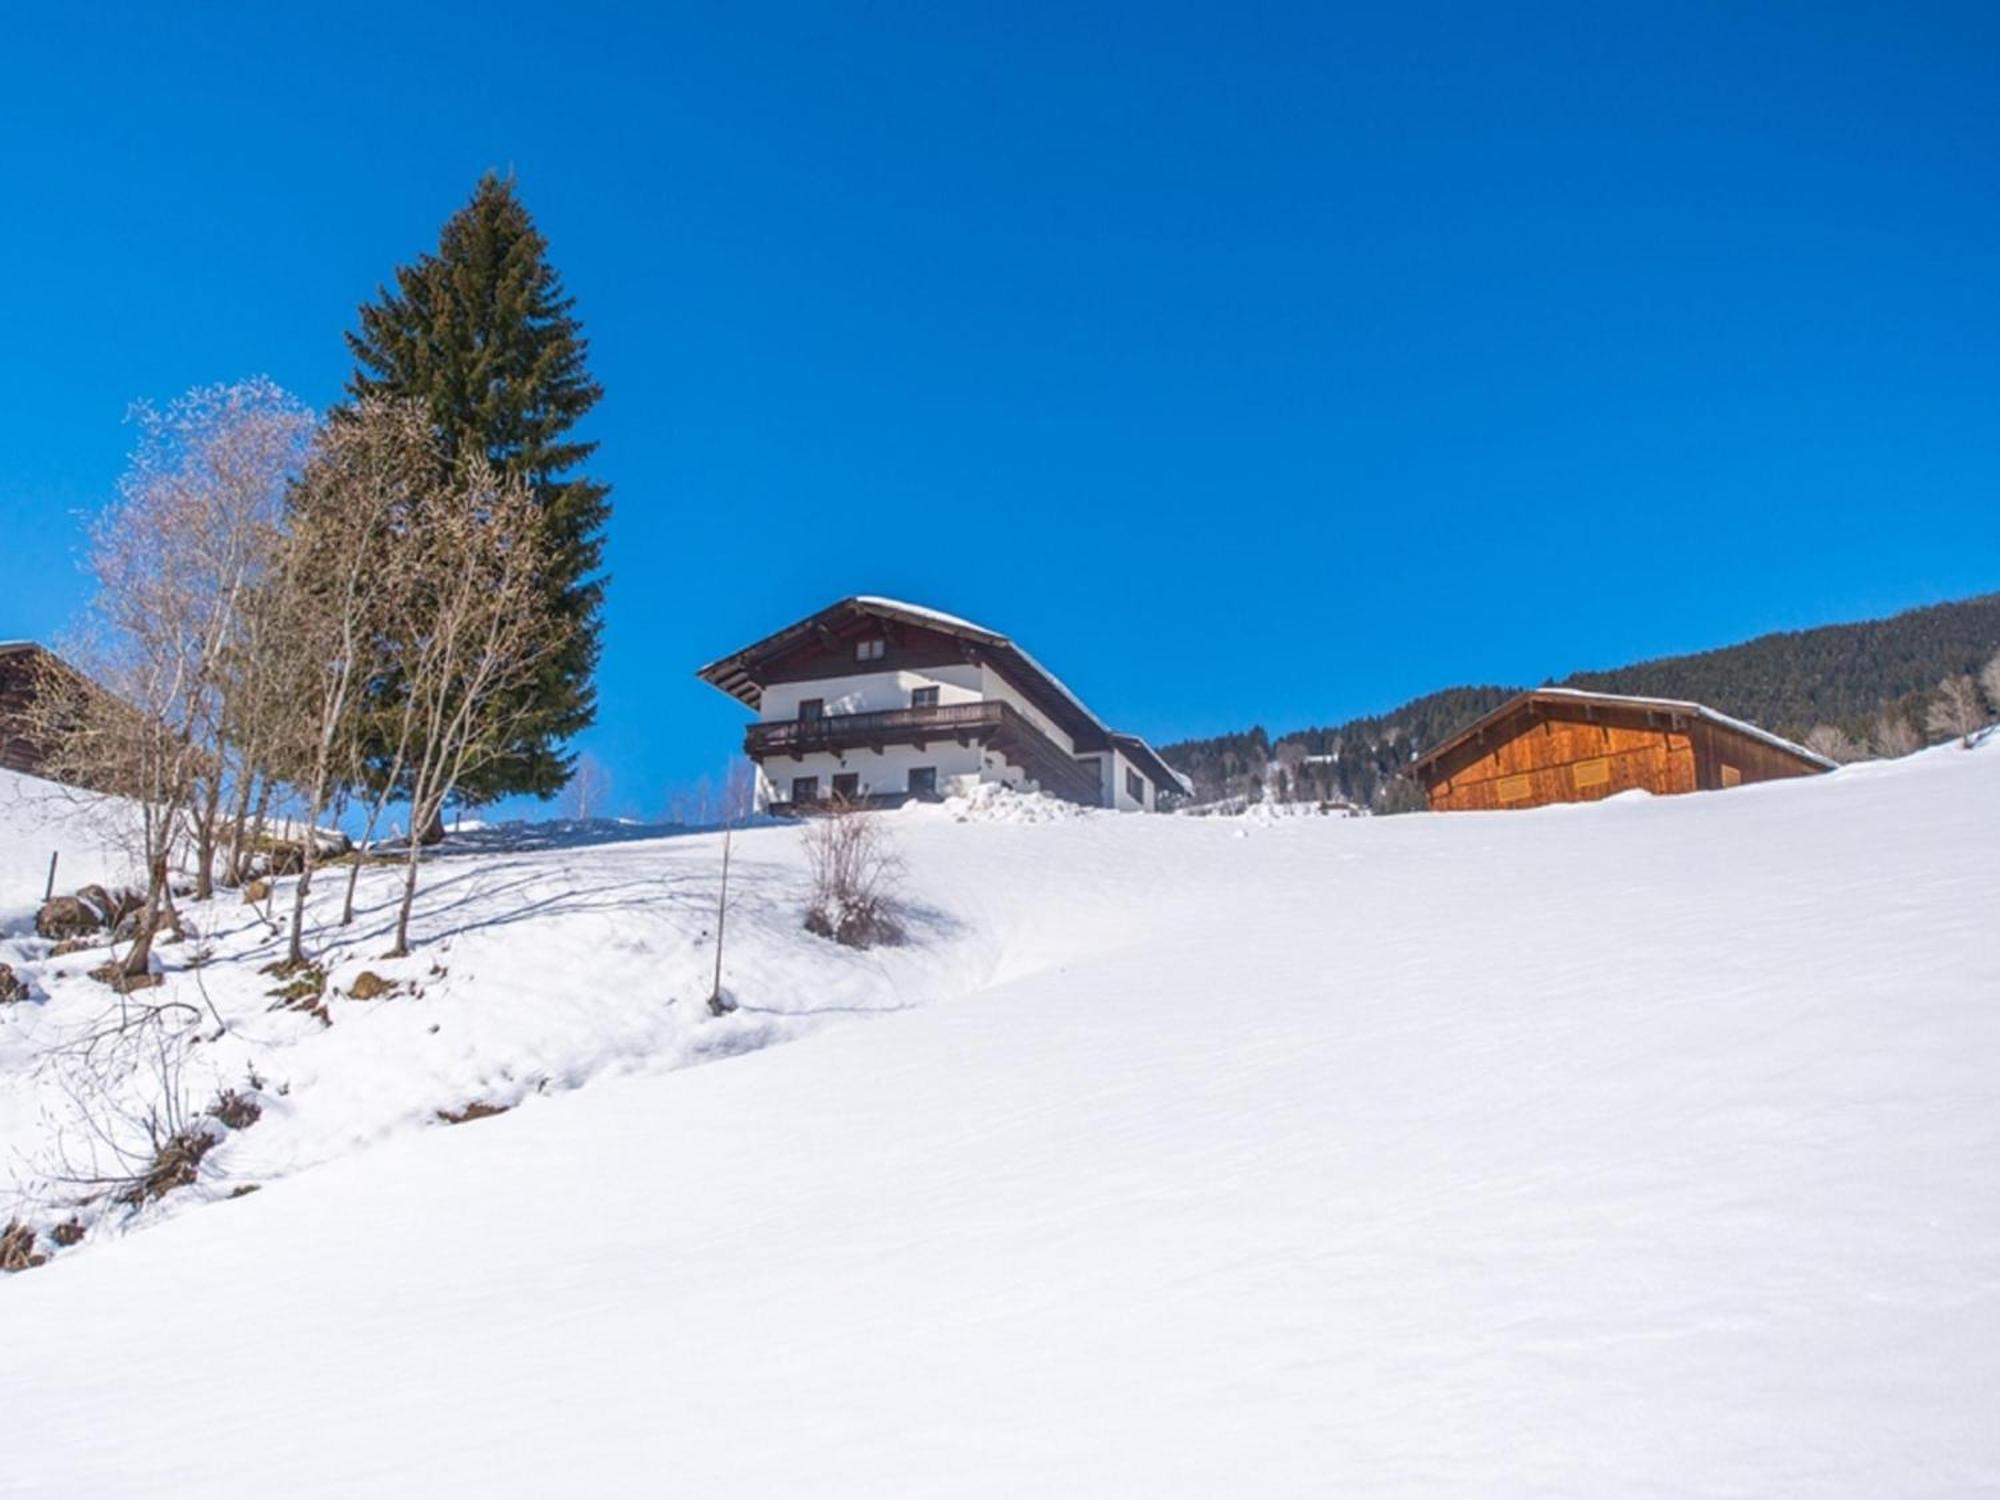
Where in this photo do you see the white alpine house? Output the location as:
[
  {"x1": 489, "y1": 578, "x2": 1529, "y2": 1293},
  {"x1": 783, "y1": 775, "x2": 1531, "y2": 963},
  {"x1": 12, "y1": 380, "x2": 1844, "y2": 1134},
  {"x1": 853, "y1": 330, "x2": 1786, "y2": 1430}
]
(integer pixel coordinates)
[{"x1": 697, "y1": 596, "x2": 1191, "y2": 812}]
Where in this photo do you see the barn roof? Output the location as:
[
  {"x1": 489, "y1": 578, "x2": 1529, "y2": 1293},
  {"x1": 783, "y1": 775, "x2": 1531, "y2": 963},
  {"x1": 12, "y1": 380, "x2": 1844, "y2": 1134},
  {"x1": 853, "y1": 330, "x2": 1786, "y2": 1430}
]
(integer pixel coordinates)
[
  {"x1": 1407, "y1": 687, "x2": 1837, "y2": 781},
  {"x1": 697, "y1": 596, "x2": 1186, "y2": 786}
]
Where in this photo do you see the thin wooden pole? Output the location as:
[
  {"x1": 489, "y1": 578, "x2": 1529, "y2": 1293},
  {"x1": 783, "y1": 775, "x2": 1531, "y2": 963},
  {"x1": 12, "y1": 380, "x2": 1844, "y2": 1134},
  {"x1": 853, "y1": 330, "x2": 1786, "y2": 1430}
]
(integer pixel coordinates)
[
  {"x1": 43, "y1": 850, "x2": 58, "y2": 904},
  {"x1": 708, "y1": 820, "x2": 735, "y2": 1015}
]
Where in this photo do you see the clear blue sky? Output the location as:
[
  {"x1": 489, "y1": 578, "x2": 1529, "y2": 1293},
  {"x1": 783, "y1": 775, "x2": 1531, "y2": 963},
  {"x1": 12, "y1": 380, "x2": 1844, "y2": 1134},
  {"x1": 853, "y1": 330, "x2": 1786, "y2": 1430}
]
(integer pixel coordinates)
[{"x1": 3, "y1": 4, "x2": 1995, "y2": 817}]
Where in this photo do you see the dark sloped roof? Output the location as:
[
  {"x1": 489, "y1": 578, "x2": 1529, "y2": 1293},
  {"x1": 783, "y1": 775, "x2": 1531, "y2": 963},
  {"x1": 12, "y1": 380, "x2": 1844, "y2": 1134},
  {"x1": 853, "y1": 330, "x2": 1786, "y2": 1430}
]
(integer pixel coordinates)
[{"x1": 1407, "y1": 687, "x2": 1836, "y2": 781}]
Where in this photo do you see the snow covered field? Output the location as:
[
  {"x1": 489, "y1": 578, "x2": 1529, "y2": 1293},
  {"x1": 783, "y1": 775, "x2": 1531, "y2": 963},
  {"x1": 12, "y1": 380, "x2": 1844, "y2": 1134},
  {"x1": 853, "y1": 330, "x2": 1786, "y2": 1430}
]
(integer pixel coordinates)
[{"x1": 3, "y1": 746, "x2": 1997, "y2": 1496}]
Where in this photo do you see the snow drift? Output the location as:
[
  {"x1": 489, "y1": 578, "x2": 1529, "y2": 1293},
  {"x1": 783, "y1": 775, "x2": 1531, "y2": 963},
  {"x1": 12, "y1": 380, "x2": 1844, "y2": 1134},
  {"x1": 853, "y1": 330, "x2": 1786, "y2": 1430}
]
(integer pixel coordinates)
[{"x1": 2, "y1": 744, "x2": 1997, "y2": 1496}]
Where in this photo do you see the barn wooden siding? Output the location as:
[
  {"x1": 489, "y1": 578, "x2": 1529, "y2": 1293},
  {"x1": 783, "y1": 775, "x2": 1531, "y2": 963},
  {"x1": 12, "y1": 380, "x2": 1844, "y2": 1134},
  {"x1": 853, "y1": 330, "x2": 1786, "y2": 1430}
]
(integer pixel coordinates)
[
  {"x1": 0, "y1": 645, "x2": 50, "y2": 777},
  {"x1": 1415, "y1": 693, "x2": 1828, "y2": 812}
]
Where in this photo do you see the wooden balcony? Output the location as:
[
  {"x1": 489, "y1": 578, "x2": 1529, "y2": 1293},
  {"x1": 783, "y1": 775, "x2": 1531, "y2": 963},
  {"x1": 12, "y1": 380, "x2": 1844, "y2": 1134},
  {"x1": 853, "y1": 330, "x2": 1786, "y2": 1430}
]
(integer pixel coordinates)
[{"x1": 744, "y1": 700, "x2": 1104, "y2": 807}]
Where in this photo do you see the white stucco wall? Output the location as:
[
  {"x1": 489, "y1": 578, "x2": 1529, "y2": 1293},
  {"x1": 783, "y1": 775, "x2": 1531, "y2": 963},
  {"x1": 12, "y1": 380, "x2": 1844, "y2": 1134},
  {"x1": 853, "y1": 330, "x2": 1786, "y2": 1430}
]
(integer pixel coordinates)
[
  {"x1": 756, "y1": 741, "x2": 1029, "y2": 808},
  {"x1": 977, "y1": 664, "x2": 1080, "y2": 755},
  {"x1": 1108, "y1": 748, "x2": 1153, "y2": 812},
  {"x1": 759, "y1": 664, "x2": 984, "y2": 721}
]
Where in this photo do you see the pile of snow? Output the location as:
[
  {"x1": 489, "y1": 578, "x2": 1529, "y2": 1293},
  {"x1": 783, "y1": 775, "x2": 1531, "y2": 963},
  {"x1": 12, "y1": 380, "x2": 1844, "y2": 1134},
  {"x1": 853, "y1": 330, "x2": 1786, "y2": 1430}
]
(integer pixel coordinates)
[
  {"x1": 5, "y1": 744, "x2": 2000, "y2": 1494},
  {"x1": 935, "y1": 781, "x2": 1098, "y2": 824}
]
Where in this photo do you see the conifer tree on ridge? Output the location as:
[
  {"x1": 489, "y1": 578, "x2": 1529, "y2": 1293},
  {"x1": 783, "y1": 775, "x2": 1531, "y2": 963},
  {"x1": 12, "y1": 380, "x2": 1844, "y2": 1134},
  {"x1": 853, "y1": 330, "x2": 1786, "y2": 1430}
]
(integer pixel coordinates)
[{"x1": 345, "y1": 172, "x2": 609, "y2": 804}]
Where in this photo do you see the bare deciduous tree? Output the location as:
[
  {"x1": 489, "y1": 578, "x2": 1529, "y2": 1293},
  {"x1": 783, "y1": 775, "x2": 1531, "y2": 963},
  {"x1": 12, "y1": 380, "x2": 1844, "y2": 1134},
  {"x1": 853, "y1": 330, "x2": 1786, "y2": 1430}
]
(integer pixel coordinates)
[
  {"x1": 266, "y1": 400, "x2": 418, "y2": 966},
  {"x1": 1925, "y1": 673, "x2": 1986, "y2": 748},
  {"x1": 563, "y1": 751, "x2": 612, "y2": 822},
  {"x1": 32, "y1": 380, "x2": 311, "y2": 982},
  {"x1": 1981, "y1": 650, "x2": 2000, "y2": 721},
  {"x1": 374, "y1": 453, "x2": 574, "y2": 956}
]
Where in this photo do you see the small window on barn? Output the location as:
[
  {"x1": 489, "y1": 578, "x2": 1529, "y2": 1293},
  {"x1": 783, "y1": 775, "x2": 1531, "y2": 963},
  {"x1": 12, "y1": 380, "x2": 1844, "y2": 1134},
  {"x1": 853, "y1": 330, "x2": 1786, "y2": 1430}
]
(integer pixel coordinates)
[
  {"x1": 855, "y1": 638, "x2": 885, "y2": 662},
  {"x1": 1573, "y1": 757, "x2": 1611, "y2": 790},
  {"x1": 791, "y1": 776, "x2": 819, "y2": 805},
  {"x1": 831, "y1": 772, "x2": 860, "y2": 801},
  {"x1": 907, "y1": 766, "x2": 938, "y2": 798},
  {"x1": 1721, "y1": 764, "x2": 1742, "y2": 788},
  {"x1": 797, "y1": 697, "x2": 823, "y2": 721},
  {"x1": 1497, "y1": 773, "x2": 1533, "y2": 803},
  {"x1": 1126, "y1": 768, "x2": 1145, "y2": 804},
  {"x1": 910, "y1": 686, "x2": 939, "y2": 708}
]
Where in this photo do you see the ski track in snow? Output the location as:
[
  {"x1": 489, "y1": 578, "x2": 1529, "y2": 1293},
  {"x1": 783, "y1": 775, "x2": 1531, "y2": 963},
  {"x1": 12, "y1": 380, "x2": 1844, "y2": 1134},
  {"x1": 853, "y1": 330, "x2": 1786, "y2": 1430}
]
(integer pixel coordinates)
[{"x1": 1, "y1": 748, "x2": 1997, "y2": 1496}]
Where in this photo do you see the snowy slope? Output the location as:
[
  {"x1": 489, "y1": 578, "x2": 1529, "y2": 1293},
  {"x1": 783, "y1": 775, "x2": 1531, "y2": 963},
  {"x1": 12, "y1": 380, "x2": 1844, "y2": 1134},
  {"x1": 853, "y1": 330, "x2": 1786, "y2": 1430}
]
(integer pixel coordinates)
[{"x1": 4, "y1": 748, "x2": 1999, "y2": 1496}]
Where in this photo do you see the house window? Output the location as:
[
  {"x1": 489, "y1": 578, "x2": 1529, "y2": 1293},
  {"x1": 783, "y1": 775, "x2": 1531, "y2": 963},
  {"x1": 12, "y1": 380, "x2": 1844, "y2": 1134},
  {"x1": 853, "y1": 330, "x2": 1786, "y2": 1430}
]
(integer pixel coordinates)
[
  {"x1": 1126, "y1": 768, "x2": 1145, "y2": 805},
  {"x1": 832, "y1": 772, "x2": 860, "y2": 801},
  {"x1": 907, "y1": 766, "x2": 938, "y2": 798},
  {"x1": 910, "y1": 686, "x2": 939, "y2": 709},
  {"x1": 855, "y1": 638, "x2": 885, "y2": 662},
  {"x1": 798, "y1": 697, "x2": 824, "y2": 721},
  {"x1": 1721, "y1": 764, "x2": 1742, "y2": 788},
  {"x1": 790, "y1": 775, "x2": 819, "y2": 805}
]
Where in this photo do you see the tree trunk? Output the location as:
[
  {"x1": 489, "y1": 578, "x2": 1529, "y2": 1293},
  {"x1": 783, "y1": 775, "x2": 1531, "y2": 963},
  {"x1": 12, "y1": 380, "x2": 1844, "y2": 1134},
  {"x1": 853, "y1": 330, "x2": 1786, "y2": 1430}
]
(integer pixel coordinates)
[
  {"x1": 120, "y1": 851, "x2": 169, "y2": 981},
  {"x1": 287, "y1": 847, "x2": 314, "y2": 967},
  {"x1": 389, "y1": 842, "x2": 422, "y2": 957},
  {"x1": 194, "y1": 815, "x2": 215, "y2": 902}
]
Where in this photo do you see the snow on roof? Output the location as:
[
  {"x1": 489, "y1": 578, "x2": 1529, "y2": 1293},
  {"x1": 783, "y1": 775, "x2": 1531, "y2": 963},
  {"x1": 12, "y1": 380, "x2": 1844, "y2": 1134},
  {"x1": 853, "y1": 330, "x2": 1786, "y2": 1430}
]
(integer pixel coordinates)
[
  {"x1": 850, "y1": 596, "x2": 999, "y2": 639},
  {"x1": 851, "y1": 596, "x2": 1113, "y2": 745},
  {"x1": 1529, "y1": 688, "x2": 1837, "y2": 769}
]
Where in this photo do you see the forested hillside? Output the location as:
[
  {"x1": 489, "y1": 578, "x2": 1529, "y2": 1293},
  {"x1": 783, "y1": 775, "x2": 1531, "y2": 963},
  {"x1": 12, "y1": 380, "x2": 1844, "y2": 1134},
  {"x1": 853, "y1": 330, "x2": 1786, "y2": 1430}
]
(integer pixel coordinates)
[
  {"x1": 1565, "y1": 593, "x2": 2000, "y2": 738},
  {"x1": 1162, "y1": 592, "x2": 2000, "y2": 808}
]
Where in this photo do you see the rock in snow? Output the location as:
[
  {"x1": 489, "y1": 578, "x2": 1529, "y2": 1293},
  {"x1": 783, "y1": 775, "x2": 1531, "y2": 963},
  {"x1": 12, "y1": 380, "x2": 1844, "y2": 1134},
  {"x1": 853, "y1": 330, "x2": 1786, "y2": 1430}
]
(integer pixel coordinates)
[{"x1": 1, "y1": 750, "x2": 1997, "y2": 1494}]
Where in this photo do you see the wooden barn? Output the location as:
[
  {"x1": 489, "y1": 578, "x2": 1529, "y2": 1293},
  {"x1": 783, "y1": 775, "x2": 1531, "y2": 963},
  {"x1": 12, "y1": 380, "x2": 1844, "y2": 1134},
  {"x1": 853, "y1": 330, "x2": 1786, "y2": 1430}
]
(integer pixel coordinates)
[
  {"x1": 1407, "y1": 688, "x2": 1834, "y2": 813},
  {"x1": 0, "y1": 642, "x2": 57, "y2": 778}
]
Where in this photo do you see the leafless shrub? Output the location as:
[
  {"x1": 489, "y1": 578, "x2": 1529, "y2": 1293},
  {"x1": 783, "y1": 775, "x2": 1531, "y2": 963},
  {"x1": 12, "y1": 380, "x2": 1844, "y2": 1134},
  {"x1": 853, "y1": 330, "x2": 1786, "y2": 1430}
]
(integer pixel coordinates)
[
  {"x1": 34, "y1": 993, "x2": 221, "y2": 1214},
  {"x1": 1982, "y1": 650, "x2": 2000, "y2": 720},
  {"x1": 802, "y1": 797, "x2": 905, "y2": 949},
  {"x1": 209, "y1": 1088, "x2": 263, "y2": 1131},
  {"x1": 0, "y1": 1220, "x2": 45, "y2": 1272},
  {"x1": 1925, "y1": 674, "x2": 1986, "y2": 748},
  {"x1": 1803, "y1": 724, "x2": 1867, "y2": 764},
  {"x1": 1870, "y1": 711, "x2": 1920, "y2": 759}
]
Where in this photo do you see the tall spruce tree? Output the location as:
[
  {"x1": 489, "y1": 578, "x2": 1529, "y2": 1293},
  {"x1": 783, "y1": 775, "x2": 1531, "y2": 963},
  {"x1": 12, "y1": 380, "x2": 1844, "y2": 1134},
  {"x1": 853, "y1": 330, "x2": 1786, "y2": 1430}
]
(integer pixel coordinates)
[{"x1": 345, "y1": 173, "x2": 608, "y2": 803}]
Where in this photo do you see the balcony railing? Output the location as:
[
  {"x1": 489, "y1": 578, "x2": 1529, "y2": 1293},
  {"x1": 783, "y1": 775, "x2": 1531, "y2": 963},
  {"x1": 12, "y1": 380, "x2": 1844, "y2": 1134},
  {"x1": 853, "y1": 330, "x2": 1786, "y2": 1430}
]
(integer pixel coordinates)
[
  {"x1": 746, "y1": 700, "x2": 1004, "y2": 756},
  {"x1": 745, "y1": 699, "x2": 1103, "y2": 807}
]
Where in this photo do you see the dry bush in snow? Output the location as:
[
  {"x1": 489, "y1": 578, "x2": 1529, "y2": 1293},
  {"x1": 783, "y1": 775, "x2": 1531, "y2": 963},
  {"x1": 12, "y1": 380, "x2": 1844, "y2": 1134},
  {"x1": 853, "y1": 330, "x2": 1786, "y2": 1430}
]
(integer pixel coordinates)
[
  {"x1": 1803, "y1": 724, "x2": 1866, "y2": 764},
  {"x1": 33, "y1": 993, "x2": 220, "y2": 1215},
  {"x1": 801, "y1": 797, "x2": 905, "y2": 949},
  {"x1": 1870, "y1": 712, "x2": 1920, "y2": 759},
  {"x1": 1925, "y1": 674, "x2": 1986, "y2": 748}
]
